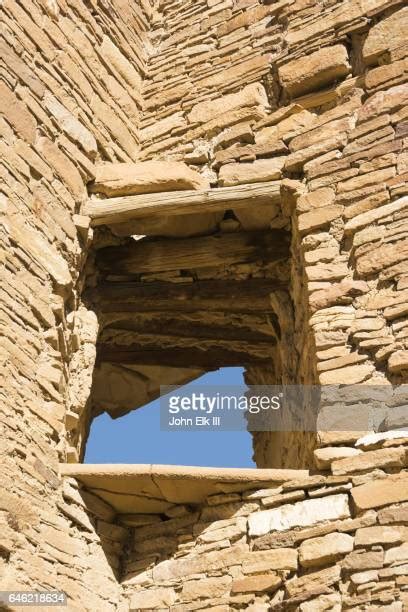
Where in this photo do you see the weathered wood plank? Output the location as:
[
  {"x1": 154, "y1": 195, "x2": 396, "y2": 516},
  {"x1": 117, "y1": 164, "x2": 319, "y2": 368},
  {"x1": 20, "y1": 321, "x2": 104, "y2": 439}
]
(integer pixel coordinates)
[
  {"x1": 84, "y1": 181, "x2": 281, "y2": 226},
  {"x1": 86, "y1": 279, "x2": 287, "y2": 313},
  {"x1": 99, "y1": 319, "x2": 278, "y2": 344},
  {"x1": 97, "y1": 343, "x2": 274, "y2": 367},
  {"x1": 96, "y1": 230, "x2": 289, "y2": 274}
]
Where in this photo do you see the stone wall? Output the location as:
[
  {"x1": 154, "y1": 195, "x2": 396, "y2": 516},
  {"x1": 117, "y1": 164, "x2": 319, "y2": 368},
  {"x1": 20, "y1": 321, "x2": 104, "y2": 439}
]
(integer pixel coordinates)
[
  {"x1": 140, "y1": 0, "x2": 285, "y2": 160},
  {"x1": 120, "y1": 438, "x2": 408, "y2": 610},
  {"x1": 1, "y1": 0, "x2": 408, "y2": 608},
  {"x1": 0, "y1": 0, "x2": 153, "y2": 605},
  {"x1": 138, "y1": 0, "x2": 407, "y2": 466},
  {"x1": 128, "y1": 0, "x2": 407, "y2": 468}
]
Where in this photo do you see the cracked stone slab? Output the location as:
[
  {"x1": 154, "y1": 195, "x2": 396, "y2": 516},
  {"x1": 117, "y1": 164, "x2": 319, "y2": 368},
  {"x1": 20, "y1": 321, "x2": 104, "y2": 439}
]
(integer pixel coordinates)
[{"x1": 60, "y1": 464, "x2": 309, "y2": 514}]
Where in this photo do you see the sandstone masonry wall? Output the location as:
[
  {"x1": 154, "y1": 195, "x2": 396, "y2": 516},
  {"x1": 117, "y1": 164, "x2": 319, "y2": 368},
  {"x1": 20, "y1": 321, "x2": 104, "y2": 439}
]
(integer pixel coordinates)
[
  {"x1": 134, "y1": 0, "x2": 407, "y2": 468},
  {"x1": 0, "y1": 0, "x2": 154, "y2": 606},
  {"x1": 137, "y1": 0, "x2": 408, "y2": 466},
  {"x1": 140, "y1": 0, "x2": 285, "y2": 159},
  {"x1": 1, "y1": 0, "x2": 408, "y2": 608},
  {"x1": 122, "y1": 440, "x2": 408, "y2": 610}
]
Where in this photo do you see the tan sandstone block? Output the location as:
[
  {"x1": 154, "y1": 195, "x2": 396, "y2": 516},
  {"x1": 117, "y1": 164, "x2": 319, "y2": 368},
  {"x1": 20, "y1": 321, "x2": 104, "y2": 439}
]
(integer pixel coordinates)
[
  {"x1": 145, "y1": 82, "x2": 191, "y2": 110},
  {"x1": 8, "y1": 216, "x2": 72, "y2": 288},
  {"x1": 153, "y1": 543, "x2": 248, "y2": 581},
  {"x1": 248, "y1": 494, "x2": 350, "y2": 536},
  {"x1": 297, "y1": 204, "x2": 343, "y2": 234},
  {"x1": 130, "y1": 587, "x2": 176, "y2": 610},
  {"x1": 356, "y1": 430, "x2": 408, "y2": 450},
  {"x1": 314, "y1": 447, "x2": 362, "y2": 470},
  {"x1": 351, "y1": 473, "x2": 408, "y2": 511},
  {"x1": 198, "y1": 521, "x2": 245, "y2": 543},
  {"x1": 299, "y1": 593, "x2": 342, "y2": 612},
  {"x1": 332, "y1": 447, "x2": 407, "y2": 475},
  {"x1": 242, "y1": 548, "x2": 298, "y2": 573},
  {"x1": 43, "y1": 92, "x2": 97, "y2": 158},
  {"x1": 262, "y1": 490, "x2": 305, "y2": 508},
  {"x1": 140, "y1": 112, "x2": 186, "y2": 142},
  {"x1": 345, "y1": 196, "x2": 408, "y2": 234},
  {"x1": 231, "y1": 573, "x2": 282, "y2": 594},
  {"x1": 319, "y1": 364, "x2": 374, "y2": 385},
  {"x1": 358, "y1": 84, "x2": 408, "y2": 123},
  {"x1": 299, "y1": 532, "x2": 354, "y2": 568},
  {"x1": 317, "y1": 353, "x2": 369, "y2": 373},
  {"x1": 278, "y1": 45, "x2": 350, "y2": 97},
  {"x1": 357, "y1": 238, "x2": 408, "y2": 276},
  {"x1": 286, "y1": 565, "x2": 340, "y2": 599},
  {"x1": 337, "y1": 166, "x2": 396, "y2": 194},
  {"x1": 289, "y1": 117, "x2": 354, "y2": 153},
  {"x1": 388, "y1": 350, "x2": 408, "y2": 374},
  {"x1": 181, "y1": 576, "x2": 231, "y2": 601},
  {"x1": 350, "y1": 569, "x2": 379, "y2": 586},
  {"x1": 188, "y1": 83, "x2": 268, "y2": 124},
  {"x1": 310, "y1": 280, "x2": 369, "y2": 313},
  {"x1": 197, "y1": 55, "x2": 270, "y2": 90},
  {"x1": 37, "y1": 137, "x2": 86, "y2": 201},
  {"x1": 306, "y1": 261, "x2": 349, "y2": 282},
  {"x1": 99, "y1": 35, "x2": 142, "y2": 90},
  {"x1": 284, "y1": 133, "x2": 348, "y2": 171},
  {"x1": 90, "y1": 161, "x2": 208, "y2": 197},
  {"x1": 218, "y1": 158, "x2": 285, "y2": 186},
  {"x1": 297, "y1": 188, "x2": 335, "y2": 213},
  {"x1": 384, "y1": 542, "x2": 408, "y2": 565},
  {"x1": 365, "y1": 57, "x2": 408, "y2": 92},
  {"x1": 363, "y1": 7, "x2": 408, "y2": 66},
  {"x1": 378, "y1": 503, "x2": 408, "y2": 525},
  {"x1": 355, "y1": 525, "x2": 407, "y2": 547},
  {"x1": 342, "y1": 550, "x2": 384, "y2": 571},
  {"x1": 275, "y1": 109, "x2": 317, "y2": 141},
  {"x1": 0, "y1": 81, "x2": 36, "y2": 144},
  {"x1": 253, "y1": 511, "x2": 376, "y2": 551}
]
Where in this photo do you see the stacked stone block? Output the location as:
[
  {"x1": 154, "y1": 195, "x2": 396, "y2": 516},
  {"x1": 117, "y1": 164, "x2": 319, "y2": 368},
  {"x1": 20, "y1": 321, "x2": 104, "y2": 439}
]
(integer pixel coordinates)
[{"x1": 1, "y1": 0, "x2": 408, "y2": 608}]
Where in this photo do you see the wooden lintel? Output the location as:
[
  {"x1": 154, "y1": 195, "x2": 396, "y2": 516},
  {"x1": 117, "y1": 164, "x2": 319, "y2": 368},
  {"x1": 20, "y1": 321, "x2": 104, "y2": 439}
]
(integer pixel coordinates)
[
  {"x1": 99, "y1": 321, "x2": 278, "y2": 344},
  {"x1": 97, "y1": 344, "x2": 273, "y2": 368},
  {"x1": 86, "y1": 279, "x2": 287, "y2": 314},
  {"x1": 96, "y1": 230, "x2": 289, "y2": 275},
  {"x1": 84, "y1": 181, "x2": 281, "y2": 226}
]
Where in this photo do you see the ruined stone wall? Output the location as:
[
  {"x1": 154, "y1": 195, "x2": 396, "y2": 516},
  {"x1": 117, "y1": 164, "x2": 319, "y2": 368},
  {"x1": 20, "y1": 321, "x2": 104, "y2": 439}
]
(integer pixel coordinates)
[
  {"x1": 136, "y1": 0, "x2": 408, "y2": 467},
  {"x1": 121, "y1": 445, "x2": 408, "y2": 610},
  {"x1": 277, "y1": 0, "x2": 408, "y2": 467},
  {"x1": 1, "y1": 0, "x2": 408, "y2": 608},
  {"x1": 0, "y1": 0, "x2": 154, "y2": 605},
  {"x1": 140, "y1": 0, "x2": 283, "y2": 160}
]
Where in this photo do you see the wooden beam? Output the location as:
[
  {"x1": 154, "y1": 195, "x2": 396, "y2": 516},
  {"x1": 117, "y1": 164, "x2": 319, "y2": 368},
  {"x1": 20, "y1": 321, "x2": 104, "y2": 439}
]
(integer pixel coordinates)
[
  {"x1": 96, "y1": 230, "x2": 289, "y2": 275},
  {"x1": 99, "y1": 320, "x2": 277, "y2": 344},
  {"x1": 84, "y1": 181, "x2": 281, "y2": 226},
  {"x1": 86, "y1": 279, "x2": 287, "y2": 314},
  {"x1": 97, "y1": 344, "x2": 274, "y2": 368}
]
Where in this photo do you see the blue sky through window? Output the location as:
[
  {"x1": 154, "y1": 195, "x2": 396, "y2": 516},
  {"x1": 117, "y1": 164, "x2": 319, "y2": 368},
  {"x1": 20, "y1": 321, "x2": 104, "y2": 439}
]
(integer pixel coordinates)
[{"x1": 85, "y1": 367, "x2": 256, "y2": 467}]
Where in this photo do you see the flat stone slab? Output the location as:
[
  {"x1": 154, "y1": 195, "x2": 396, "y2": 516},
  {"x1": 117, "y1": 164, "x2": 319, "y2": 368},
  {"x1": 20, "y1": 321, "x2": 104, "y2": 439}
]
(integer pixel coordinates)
[{"x1": 60, "y1": 464, "x2": 309, "y2": 515}]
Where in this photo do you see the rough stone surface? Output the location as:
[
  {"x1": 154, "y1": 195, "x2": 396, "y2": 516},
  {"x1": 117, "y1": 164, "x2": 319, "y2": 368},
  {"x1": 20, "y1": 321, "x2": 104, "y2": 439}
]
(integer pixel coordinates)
[
  {"x1": 2, "y1": 0, "x2": 408, "y2": 610},
  {"x1": 218, "y1": 158, "x2": 285, "y2": 186},
  {"x1": 352, "y1": 474, "x2": 408, "y2": 511},
  {"x1": 299, "y1": 532, "x2": 354, "y2": 567},
  {"x1": 90, "y1": 161, "x2": 209, "y2": 197},
  {"x1": 363, "y1": 7, "x2": 408, "y2": 65},
  {"x1": 248, "y1": 494, "x2": 350, "y2": 536},
  {"x1": 332, "y1": 447, "x2": 407, "y2": 475},
  {"x1": 278, "y1": 45, "x2": 351, "y2": 97},
  {"x1": 188, "y1": 83, "x2": 269, "y2": 124},
  {"x1": 314, "y1": 447, "x2": 362, "y2": 470}
]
